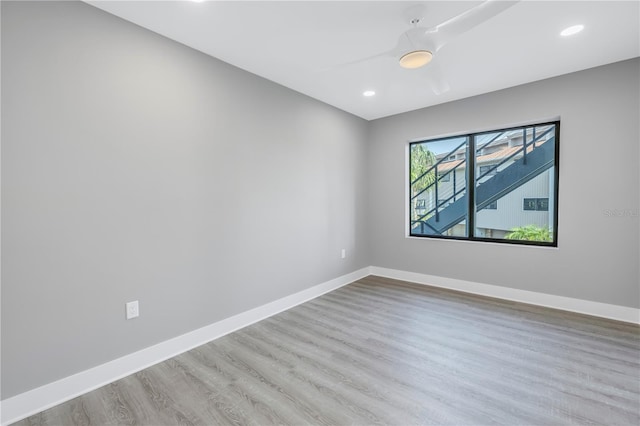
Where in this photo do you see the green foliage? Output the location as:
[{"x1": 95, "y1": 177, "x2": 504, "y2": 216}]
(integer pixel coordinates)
[
  {"x1": 410, "y1": 144, "x2": 437, "y2": 220},
  {"x1": 505, "y1": 225, "x2": 552, "y2": 242},
  {"x1": 410, "y1": 144, "x2": 436, "y2": 192}
]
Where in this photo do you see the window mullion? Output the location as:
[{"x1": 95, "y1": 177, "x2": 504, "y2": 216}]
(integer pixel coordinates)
[{"x1": 467, "y1": 135, "x2": 476, "y2": 239}]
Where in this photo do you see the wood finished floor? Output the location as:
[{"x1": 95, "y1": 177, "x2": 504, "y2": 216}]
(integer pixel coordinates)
[{"x1": 15, "y1": 276, "x2": 640, "y2": 426}]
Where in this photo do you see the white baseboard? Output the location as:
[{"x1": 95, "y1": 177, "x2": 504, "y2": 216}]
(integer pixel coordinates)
[
  {"x1": 0, "y1": 267, "x2": 370, "y2": 426},
  {"x1": 3, "y1": 265, "x2": 638, "y2": 425},
  {"x1": 369, "y1": 266, "x2": 640, "y2": 325}
]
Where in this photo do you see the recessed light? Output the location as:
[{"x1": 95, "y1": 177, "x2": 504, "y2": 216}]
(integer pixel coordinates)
[
  {"x1": 363, "y1": 90, "x2": 376, "y2": 97},
  {"x1": 560, "y1": 25, "x2": 584, "y2": 37}
]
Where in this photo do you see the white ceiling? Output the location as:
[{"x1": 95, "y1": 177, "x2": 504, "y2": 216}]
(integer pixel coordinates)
[{"x1": 87, "y1": 1, "x2": 640, "y2": 120}]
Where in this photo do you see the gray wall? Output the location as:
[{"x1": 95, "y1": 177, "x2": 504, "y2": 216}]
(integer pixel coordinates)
[
  {"x1": 368, "y1": 58, "x2": 640, "y2": 309},
  {"x1": 1, "y1": 1, "x2": 369, "y2": 399}
]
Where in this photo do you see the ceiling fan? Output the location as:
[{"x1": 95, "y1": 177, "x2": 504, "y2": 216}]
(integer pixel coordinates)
[
  {"x1": 393, "y1": 1, "x2": 518, "y2": 68},
  {"x1": 337, "y1": 1, "x2": 519, "y2": 94}
]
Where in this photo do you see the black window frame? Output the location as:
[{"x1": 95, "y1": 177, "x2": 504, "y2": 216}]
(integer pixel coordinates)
[{"x1": 409, "y1": 121, "x2": 560, "y2": 247}]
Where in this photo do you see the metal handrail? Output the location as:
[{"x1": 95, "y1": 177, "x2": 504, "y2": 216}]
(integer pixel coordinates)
[
  {"x1": 475, "y1": 127, "x2": 553, "y2": 182},
  {"x1": 412, "y1": 187, "x2": 466, "y2": 224},
  {"x1": 410, "y1": 131, "x2": 507, "y2": 202},
  {"x1": 410, "y1": 140, "x2": 466, "y2": 187}
]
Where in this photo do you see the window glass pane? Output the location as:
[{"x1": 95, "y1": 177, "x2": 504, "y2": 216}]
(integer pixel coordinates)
[
  {"x1": 409, "y1": 121, "x2": 558, "y2": 246},
  {"x1": 474, "y1": 124, "x2": 556, "y2": 242},
  {"x1": 410, "y1": 137, "x2": 469, "y2": 237}
]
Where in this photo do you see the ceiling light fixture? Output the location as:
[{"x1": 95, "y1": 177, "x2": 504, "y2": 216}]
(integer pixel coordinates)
[
  {"x1": 399, "y1": 50, "x2": 433, "y2": 69},
  {"x1": 560, "y1": 24, "x2": 584, "y2": 37},
  {"x1": 363, "y1": 90, "x2": 376, "y2": 97}
]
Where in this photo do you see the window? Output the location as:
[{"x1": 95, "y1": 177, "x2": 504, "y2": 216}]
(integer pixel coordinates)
[
  {"x1": 523, "y1": 198, "x2": 549, "y2": 211},
  {"x1": 479, "y1": 165, "x2": 497, "y2": 178},
  {"x1": 483, "y1": 200, "x2": 497, "y2": 210},
  {"x1": 409, "y1": 122, "x2": 559, "y2": 246}
]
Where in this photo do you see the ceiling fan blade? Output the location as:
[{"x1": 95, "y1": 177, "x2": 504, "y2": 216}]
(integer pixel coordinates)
[
  {"x1": 427, "y1": 0, "x2": 519, "y2": 51},
  {"x1": 425, "y1": 61, "x2": 450, "y2": 95},
  {"x1": 318, "y1": 49, "x2": 395, "y2": 72},
  {"x1": 320, "y1": 30, "x2": 417, "y2": 72}
]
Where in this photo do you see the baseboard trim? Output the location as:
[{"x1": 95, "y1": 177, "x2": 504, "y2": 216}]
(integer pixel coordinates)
[
  {"x1": 0, "y1": 267, "x2": 370, "y2": 426},
  {"x1": 369, "y1": 266, "x2": 640, "y2": 325}
]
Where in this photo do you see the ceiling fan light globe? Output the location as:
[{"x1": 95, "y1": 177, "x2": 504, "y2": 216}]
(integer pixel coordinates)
[{"x1": 399, "y1": 50, "x2": 433, "y2": 69}]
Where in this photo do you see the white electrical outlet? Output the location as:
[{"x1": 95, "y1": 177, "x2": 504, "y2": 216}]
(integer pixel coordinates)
[
  {"x1": 341, "y1": 249, "x2": 346, "y2": 259},
  {"x1": 126, "y1": 301, "x2": 139, "y2": 320}
]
